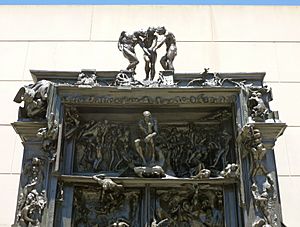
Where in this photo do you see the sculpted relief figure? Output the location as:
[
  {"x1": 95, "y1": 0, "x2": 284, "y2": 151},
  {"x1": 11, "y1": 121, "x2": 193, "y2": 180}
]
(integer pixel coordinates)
[
  {"x1": 76, "y1": 70, "x2": 97, "y2": 86},
  {"x1": 241, "y1": 124, "x2": 268, "y2": 179},
  {"x1": 220, "y1": 163, "x2": 239, "y2": 178},
  {"x1": 14, "y1": 80, "x2": 51, "y2": 118},
  {"x1": 17, "y1": 157, "x2": 47, "y2": 227},
  {"x1": 156, "y1": 188, "x2": 224, "y2": 226},
  {"x1": 134, "y1": 111, "x2": 165, "y2": 178},
  {"x1": 252, "y1": 174, "x2": 278, "y2": 227},
  {"x1": 75, "y1": 119, "x2": 133, "y2": 173},
  {"x1": 65, "y1": 107, "x2": 81, "y2": 139},
  {"x1": 248, "y1": 91, "x2": 269, "y2": 122},
  {"x1": 135, "y1": 110, "x2": 158, "y2": 165}
]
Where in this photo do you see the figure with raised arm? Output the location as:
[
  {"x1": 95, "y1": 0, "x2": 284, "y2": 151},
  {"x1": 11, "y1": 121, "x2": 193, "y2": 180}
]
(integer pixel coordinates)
[{"x1": 118, "y1": 31, "x2": 140, "y2": 74}]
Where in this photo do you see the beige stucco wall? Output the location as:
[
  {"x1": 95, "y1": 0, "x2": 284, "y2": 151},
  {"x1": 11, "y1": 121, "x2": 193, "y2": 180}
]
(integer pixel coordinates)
[{"x1": 0, "y1": 5, "x2": 299, "y2": 226}]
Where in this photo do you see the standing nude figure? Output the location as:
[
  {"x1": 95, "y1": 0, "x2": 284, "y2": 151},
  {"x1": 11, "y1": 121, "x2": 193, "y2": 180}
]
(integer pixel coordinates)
[
  {"x1": 143, "y1": 27, "x2": 158, "y2": 81},
  {"x1": 155, "y1": 26, "x2": 177, "y2": 71},
  {"x1": 118, "y1": 31, "x2": 140, "y2": 74}
]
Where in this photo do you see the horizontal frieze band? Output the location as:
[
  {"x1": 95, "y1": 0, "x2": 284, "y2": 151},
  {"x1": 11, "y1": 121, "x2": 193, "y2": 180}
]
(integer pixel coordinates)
[
  {"x1": 59, "y1": 174, "x2": 238, "y2": 187},
  {"x1": 61, "y1": 94, "x2": 237, "y2": 106}
]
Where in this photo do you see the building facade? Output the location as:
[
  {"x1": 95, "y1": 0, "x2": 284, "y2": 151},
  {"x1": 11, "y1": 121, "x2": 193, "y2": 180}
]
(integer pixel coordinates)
[{"x1": 0, "y1": 5, "x2": 299, "y2": 226}]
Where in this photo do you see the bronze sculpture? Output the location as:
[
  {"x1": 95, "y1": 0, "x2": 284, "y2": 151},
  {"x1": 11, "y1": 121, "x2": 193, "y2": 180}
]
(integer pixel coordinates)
[
  {"x1": 12, "y1": 41, "x2": 286, "y2": 226},
  {"x1": 118, "y1": 26, "x2": 177, "y2": 81},
  {"x1": 134, "y1": 111, "x2": 165, "y2": 178},
  {"x1": 14, "y1": 79, "x2": 51, "y2": 118},
  {"x1": 155, "y1": 26, "x2": 177, "y2": 71},
  {"x1": 142, "y1": 27, "x2": 158, "y2": 81},
  {"x1": 134, "y1": 110, "x2": 158, "y2": 165},
  {"x1": 118, "y1": 31, "x2": 140, "y2": 74}
]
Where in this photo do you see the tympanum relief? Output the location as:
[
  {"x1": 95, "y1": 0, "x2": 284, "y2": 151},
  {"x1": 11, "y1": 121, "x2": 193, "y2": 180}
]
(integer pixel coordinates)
[
  {"x1": 69, "y1": 110, "x2": 236, "y2": 179},
  {"x1": 73, "y1": 187, "x2": 140, "y2": 227}
]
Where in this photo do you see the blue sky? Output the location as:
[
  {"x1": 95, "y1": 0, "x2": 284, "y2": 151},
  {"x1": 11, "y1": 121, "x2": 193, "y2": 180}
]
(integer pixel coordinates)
[{"x1": 1, "y1": 0, "x2": 300, "y2": 5}]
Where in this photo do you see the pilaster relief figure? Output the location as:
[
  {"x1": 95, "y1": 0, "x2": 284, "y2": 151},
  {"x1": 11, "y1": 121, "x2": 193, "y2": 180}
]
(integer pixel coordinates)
[
  {"x1": 14, "y1": 80, "x2": 51, "y2": 118},
  {"x1": 241, "y1": 124, "x2": 268, "y2": 178},
  {"x1": 37, "y1": 112, "x2": 58, "y2": 159},
  {"x1": 20, "y1": 157, "x2": 44, "y2": 197},
  {"x1": 17, "y1": 157, "x2": 47, "y2": 227},
  {"x1": 252, "y1": 174, "x2": 278, "y2": 227},
  {"x1": 19, "y1": 189, "x2": 47, "y2": 227},
  {"x1": 240, "y1": 124, "x2": 280, "y2": 226}
]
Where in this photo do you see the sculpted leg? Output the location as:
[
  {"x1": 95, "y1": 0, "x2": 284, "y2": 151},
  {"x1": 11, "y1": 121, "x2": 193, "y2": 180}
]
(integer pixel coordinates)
[
  {"x1": 160, "y1": 55, "x2": 168, "y2": 70},
  {"x1": 135, "y1": 139, "x2": 146, "y2": 165}
]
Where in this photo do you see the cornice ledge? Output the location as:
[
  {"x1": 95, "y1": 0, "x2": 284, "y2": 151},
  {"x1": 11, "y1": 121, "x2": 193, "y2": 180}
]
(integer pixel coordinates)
[{"x1": 11, "y1": 121, "x2": 47, "y2": 142}]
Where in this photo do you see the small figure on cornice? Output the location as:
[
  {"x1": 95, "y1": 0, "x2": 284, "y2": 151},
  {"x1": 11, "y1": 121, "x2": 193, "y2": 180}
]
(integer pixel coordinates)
[
  {"x1": 76, "y1": 69, "x2": 97, "y2": 86},
  {"x1": 187, "y1": 68, "x2": 222, "y2": 87},
  {"x1": 114, "y1": 70, "x2": 143, "y2": 87},
  {"x1": 14, "y1": 80, "x2": 51, "y2": 118},
  {"x1": 248, "y1": 91, "x2": 269, "y2": 122}
]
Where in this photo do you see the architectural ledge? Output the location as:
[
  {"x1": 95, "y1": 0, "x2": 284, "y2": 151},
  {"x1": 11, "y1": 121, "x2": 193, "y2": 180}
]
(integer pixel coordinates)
[
  {"x1": 252, "y1": 122, "x2": 287, "y2": 140},
  {"x1": 11, "y1": 121, "x2": 46, "y2": 142},
  {"x1": 59, "y1": 174, "x2": 238, "y2": 188}
]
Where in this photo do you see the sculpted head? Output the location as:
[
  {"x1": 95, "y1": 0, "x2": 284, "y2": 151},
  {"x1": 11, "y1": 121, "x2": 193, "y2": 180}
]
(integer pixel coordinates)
[
  {"x1": 143, "y1": 111, "x2": 152, "y2": 122},
  {"x1": 156, "y1": 26, "x2": 166, "y2": 35}
]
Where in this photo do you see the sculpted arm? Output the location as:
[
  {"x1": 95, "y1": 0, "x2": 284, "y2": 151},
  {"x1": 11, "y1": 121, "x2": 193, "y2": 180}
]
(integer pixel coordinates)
[{"x1": 155, "y1": 36, "x2": 166, "y2": 51}]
